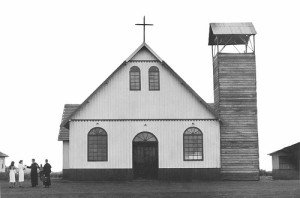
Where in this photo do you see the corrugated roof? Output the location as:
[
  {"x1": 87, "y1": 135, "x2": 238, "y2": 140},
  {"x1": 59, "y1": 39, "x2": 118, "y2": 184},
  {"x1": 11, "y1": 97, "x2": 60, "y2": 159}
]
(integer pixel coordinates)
[
  {"x1": 58, "y1": 104, "x2": 80, "y2": 141},
  {"x1": 210, "y1": 23, "x2": 256, "y2": 35},
  {"x1": 0, "y1": 151, "x2": 8, "y2": 157},
  {"x1": 269, "y1": 142, "x2": 300, "y2": 155},
  {"x1": 208, "y1": 22, "x2": 256, "y2": 45}
]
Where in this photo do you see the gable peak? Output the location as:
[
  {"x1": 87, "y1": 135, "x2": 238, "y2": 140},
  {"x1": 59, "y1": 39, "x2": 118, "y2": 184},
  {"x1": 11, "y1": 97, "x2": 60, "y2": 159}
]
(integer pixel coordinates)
[{"x1": 126, "y1": 42, "x2": 163, "y2": 63}]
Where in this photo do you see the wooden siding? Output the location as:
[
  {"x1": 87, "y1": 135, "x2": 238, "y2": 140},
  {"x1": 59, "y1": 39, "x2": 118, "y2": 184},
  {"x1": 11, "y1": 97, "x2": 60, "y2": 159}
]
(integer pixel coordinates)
[
  {"x1": 213, "y1": 53, "x2": 259, "y2": 180},
  {"x1": 63, "y1": 141, "x2": 69, "y2": 169},
  {"x1": 72, "y1": 49, "x2": 215, "y2": 120},
  {"x1": 68, "y1": 120, "x2": 220, "y2": 169}
]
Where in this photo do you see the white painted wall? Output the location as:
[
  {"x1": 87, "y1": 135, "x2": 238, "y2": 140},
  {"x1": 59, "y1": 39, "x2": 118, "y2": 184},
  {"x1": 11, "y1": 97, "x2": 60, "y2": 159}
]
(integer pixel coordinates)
[
  {"x1": 271, "y1": 152, "x2": 288, "y2": 170},
  {"x1": 72, "y1": 48, "x2": 215, "y2": 120},
  {"x1": 68, "y1": 120, "x2": 220, "y2": 169},
  {"x1": 63, "y1": 141, "x2": 69, "y2": 169},
  {"x1": 0, "y1": 157, "x2": 5, "y2": 172}
]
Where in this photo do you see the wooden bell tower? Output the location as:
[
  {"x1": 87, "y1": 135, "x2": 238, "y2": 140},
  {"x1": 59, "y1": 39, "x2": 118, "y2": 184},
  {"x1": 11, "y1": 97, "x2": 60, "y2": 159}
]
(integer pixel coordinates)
[{"x1": 209, "y1": 23, "x2": 259, "y2": 180}]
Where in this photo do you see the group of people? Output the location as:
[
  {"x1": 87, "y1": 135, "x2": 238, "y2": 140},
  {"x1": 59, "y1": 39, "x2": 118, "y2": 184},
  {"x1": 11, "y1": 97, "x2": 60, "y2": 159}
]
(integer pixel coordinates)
[{"x1": 8, "y1": 159, "x2": 52, "y2": 188}]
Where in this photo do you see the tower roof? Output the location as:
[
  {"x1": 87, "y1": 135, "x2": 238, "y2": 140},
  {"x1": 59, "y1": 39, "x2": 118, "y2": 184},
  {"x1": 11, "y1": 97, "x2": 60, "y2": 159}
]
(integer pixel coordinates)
[{"x1": 209, "y1": 22, "x2": 257, "y2": 45}]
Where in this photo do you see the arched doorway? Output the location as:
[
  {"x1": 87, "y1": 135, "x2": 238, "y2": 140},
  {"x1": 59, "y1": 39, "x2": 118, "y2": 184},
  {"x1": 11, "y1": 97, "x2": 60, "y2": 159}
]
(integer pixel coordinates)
[{"x1": 132, "y1": 132, "x2": 158, "y2": 179}]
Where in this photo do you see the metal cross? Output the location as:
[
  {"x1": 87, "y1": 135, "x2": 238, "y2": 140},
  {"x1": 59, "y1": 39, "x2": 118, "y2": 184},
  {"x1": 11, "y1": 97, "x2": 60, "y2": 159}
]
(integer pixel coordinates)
[{"x1": 135, "y1": 16, "x2": 153, "y2": 43}]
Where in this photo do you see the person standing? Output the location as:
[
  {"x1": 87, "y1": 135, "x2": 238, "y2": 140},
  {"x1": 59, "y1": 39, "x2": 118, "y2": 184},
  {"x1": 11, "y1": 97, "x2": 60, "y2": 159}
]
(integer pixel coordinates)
[
  {"x1": 17, "y1": 160, "x2": 26, "y2": 188},
  {"x1": 43, "y1": 159, "x2": 52, "y2": 188},
  {"x1": 8, "y1": 161, "x2": 17, "y2": 188},
  {"x1": 26, "y1": 159, "x2": 39, "y2": 187},
  {"x1": 39, "y1": 164, "x2": 44, "y2": 183}
]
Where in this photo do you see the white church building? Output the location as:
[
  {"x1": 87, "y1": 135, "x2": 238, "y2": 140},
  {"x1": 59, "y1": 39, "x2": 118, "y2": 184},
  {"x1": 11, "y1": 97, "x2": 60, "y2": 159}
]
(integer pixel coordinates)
[{"x1": 58, "y1": 21, "x2": 259, "y2": 181}]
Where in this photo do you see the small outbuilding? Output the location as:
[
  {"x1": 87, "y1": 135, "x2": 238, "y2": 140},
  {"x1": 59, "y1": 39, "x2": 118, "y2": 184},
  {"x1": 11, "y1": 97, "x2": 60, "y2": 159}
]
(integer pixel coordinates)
[
  {"x1": 269, "y1": 142, "x2": 300, "y2": 180},
  {"x1": 0, "y1": 151, "x2": 8, "y2": 172}
]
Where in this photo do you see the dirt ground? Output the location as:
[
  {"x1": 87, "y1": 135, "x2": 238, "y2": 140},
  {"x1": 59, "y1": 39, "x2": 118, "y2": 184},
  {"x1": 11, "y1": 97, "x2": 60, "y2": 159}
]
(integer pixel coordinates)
[{"x1": 0, "y1": 177, "x2": 299, "y2": 198}]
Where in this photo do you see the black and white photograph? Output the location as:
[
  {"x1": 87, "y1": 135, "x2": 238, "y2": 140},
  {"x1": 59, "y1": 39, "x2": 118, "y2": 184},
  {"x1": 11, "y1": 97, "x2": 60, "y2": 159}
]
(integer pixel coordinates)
[{"x1": 0, "y1": 0, "x2": 299, "y2": 197}]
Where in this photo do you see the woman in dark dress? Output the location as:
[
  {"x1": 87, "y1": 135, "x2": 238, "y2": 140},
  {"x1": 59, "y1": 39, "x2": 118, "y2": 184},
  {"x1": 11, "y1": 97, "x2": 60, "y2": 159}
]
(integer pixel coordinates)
[{"x1": 26, "y1": 159, "x2": 39, "y2": 187}]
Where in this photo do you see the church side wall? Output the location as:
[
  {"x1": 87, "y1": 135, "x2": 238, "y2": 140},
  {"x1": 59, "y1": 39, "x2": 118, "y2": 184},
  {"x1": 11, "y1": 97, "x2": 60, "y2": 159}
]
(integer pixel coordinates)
[
  {"x1": 68, "y1": 120, "x2": 220, "y2": 172},
  {"x1": 72, "y1": 61, "x2": 215, "y2": 120},
  {"x1": 63, "y1": 141, "x2": 69, "y2": 169}
]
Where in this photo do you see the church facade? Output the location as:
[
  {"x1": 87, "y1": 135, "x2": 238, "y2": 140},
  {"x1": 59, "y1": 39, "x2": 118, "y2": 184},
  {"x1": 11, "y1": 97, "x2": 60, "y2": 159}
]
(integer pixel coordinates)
[{"x1": 58, "y1": 22, "x2": 259, "y2": 181}]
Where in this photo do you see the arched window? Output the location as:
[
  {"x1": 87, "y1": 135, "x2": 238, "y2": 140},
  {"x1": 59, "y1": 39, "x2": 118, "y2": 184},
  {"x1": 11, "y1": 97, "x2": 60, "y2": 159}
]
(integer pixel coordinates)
[
  {"x1": 183, "y1": 127, "x2": 203, "y2": 161},
  {"x1": 133, "y1": 132, "x2": 158, "y2": 142},
  {"x1": 130, "y1": 66, "x2": 141, "y2": 91},
  {"x1": 149, "y1": 66, "x2": 160, "y2": 90},
  {"x1": 87, "y1": 127, "x2": 107, "y2": 161}
]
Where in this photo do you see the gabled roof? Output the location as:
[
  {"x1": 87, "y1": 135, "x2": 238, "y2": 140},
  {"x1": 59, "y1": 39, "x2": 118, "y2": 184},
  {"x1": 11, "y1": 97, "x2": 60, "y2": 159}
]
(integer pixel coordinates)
[
  {"x1": 268, "y1": 142, "x2": 300, "y2": 156},
  {"x1": 58, "y1": 104, "x2": 80, "y2": 141},
  {"x1": 0, "y1": 151, "x2": 8, "y2": 157},
  {"x1": 208, "y1": 22, "x2": 257, "y2": 45},
  {"x1": 59, "y1": 43, "x2": 220, "y2": 132}
]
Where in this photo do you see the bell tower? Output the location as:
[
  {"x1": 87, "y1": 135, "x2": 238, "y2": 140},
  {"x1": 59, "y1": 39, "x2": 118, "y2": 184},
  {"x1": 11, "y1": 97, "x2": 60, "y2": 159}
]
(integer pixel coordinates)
[{"x1": 209, "y1": 23, "x2": 259, "y2": 180}]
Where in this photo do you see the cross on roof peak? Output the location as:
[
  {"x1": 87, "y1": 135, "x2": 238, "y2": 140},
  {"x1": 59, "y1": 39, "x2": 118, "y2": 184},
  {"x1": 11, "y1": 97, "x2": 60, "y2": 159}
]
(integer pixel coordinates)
[{"x1": 135, "y1": 16, "x2": 153, "y2": 43}]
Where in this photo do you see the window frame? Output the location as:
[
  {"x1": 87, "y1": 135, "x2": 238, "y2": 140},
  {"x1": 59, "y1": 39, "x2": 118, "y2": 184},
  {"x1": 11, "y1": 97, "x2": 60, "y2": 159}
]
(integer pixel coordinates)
[
  {"x1": 129, "y1": 66, "x2": 141, "y2": 91},
  {"x1": 279, "y1": 156, "x2": 293, "y2": 170},
  {"x1": 87, "y1": 127, "x2": 108, "y2": 162},
  {"x1": 148, "y1": 66, "x2": 160, "y2": 91},
  {"x1": 183, "y1": 127, "x2": 203, "y2": 161}
]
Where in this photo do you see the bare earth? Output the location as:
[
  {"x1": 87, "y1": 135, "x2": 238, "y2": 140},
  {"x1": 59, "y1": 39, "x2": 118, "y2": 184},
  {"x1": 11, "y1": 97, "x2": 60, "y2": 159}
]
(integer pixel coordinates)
[{"x1": 0, "y1": 177, "x2": 299, "y2": 198}]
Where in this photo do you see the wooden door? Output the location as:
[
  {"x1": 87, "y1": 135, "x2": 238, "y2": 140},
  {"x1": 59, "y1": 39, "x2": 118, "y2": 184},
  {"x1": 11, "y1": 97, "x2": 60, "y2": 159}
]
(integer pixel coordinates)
[{"x1": 133, "y1": 142, "x2": 158, "y2": 179}]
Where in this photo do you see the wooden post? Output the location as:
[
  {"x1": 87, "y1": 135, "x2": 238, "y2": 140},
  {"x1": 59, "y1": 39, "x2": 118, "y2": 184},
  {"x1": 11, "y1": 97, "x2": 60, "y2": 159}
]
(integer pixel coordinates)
[
  {"x1": 217, "y1": 37, "x2": 219, "y2": 54},
  {"x1": 253, "y1": 35, "x2": 256, "y2": 54}
]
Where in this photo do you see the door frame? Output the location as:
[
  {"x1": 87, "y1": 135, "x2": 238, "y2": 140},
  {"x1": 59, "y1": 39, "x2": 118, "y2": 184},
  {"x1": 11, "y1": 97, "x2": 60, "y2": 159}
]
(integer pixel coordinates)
[{"x1": 132, "y1": 132, "x2": 159, "y2": 179}]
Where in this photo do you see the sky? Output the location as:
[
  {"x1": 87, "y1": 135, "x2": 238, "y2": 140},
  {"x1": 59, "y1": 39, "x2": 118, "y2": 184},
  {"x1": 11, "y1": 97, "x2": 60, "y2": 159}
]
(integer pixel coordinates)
[{"x1": 0, "y1": 0, "x2": 299, "y2": 172}]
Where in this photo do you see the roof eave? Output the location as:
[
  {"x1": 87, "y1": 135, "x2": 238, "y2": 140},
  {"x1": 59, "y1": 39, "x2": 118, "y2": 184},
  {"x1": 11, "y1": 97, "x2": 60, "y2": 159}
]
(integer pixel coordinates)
[
  {"x1": 161, "y1": 61, "x2": 221, "y2": 121},
  {"x1": 268, "y1": 142, "x2": 300, "y2": 156},
  {"x1": 60, "y1": 61, "x2": 127, "y2": 128}
]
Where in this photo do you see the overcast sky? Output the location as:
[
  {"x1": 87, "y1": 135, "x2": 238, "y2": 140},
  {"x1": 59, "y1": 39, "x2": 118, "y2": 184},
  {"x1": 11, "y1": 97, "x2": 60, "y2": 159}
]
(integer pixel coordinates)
[{"x1": 1, "y1": 0, "x2": 299, "y2": 172}]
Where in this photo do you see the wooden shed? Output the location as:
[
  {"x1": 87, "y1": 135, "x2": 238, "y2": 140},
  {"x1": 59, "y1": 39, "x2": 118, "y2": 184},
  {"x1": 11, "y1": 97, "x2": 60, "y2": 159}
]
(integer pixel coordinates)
[{"x1": 269, "y1": 142, "x2": 300, "y2": 180}]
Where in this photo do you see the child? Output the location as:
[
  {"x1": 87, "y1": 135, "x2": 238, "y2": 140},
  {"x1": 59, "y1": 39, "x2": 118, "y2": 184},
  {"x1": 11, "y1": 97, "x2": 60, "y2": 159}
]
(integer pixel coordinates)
[{"x1": 8, "y1": 161, "x2": 17, "y2": 188}]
